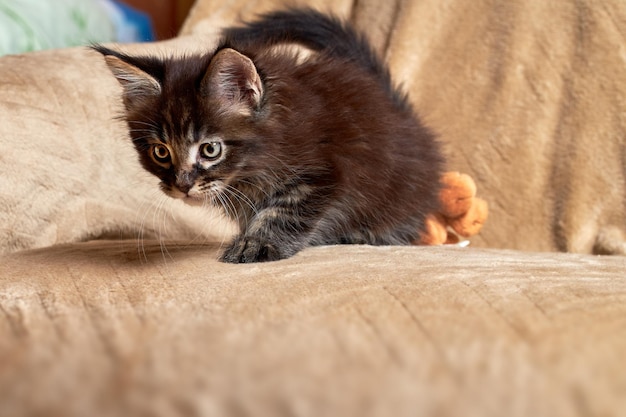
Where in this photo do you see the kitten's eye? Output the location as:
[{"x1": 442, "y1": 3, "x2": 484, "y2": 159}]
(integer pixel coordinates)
[
  {"x1": 151, "y1": 144, "x2": 171, "y2": 164},
  {"x1": 200, "y1": 142, "x2": 222, "y2": 160}
]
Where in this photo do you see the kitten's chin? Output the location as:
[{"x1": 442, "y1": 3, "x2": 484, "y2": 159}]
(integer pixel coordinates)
[
  {"x1": 180, "y1": 196, "x2": 206, "y2": 207},
  {"x1": 163, "y1": 188, "x2": 207, "y2": 207}
]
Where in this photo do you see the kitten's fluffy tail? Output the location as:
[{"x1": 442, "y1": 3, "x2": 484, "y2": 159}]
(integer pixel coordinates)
[{"x1": 222, "y1": 8, "x2": 399, "y2": 103}]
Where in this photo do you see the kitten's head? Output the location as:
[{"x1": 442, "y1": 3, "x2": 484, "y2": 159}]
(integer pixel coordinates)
[{"x1": 94, "y1": 45, "x2": 267, "y2": 207}]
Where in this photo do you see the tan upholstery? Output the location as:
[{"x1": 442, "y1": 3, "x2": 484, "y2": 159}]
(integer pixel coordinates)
[
  {"x1": 0, "y1": 1, "x2": 624, "y2": 416},
  {"x1": 2, "y1": 241, "x2": 625, "y2": 416}
]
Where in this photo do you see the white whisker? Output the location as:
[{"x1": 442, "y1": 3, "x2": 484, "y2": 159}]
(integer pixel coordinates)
[
  {"x1": 153, "y1": 194, "x2": 174, "y2": 265},
  {"x1": 225, "y1": 185, "x2": 259, "y2": 217},
  {"x1": 237, "y1": 179, "x2": 271, "y2": 199}
]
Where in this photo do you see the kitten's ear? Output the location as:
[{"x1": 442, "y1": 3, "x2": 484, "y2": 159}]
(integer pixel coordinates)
[
  {"x1": 92, "y1": 44, "x2": 162, "y2": 109},
  {"x1": 202, "y1": 48, "x2": 264, "y2": 114},
  {"x1": 103, "y1": 55, "x2": 161, "y2": 99}
]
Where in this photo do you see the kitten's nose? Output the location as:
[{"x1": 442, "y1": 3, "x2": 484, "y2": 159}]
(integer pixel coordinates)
[{"x1": 175, "y1": 172, "x2": 195, "y2": 194}]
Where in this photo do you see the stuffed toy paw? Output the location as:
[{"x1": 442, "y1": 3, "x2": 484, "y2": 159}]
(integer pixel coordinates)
[{"x1": 417, "y1": 171, "x2": 488, "y2": 246}]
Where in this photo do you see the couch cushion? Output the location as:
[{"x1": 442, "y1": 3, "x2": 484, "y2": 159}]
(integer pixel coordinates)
[
  {"x1": 1, "y1": 242, "x2": 624, "y2": 416},
  {"x1": 1, "y1": 0, "x2": 624, "y2": 255},
  {"x1": 1, "y1": 1, "x2": 625, "y2": 416}
]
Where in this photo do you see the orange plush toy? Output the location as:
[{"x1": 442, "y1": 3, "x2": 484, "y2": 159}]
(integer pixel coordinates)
[{"x1": 417, "y1": 172, "x2": 488, "y2": 246}]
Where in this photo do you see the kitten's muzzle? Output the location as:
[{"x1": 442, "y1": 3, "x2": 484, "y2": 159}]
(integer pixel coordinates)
[{"x1": 174, "y1": 171, "x2": 197, "y2": 194}]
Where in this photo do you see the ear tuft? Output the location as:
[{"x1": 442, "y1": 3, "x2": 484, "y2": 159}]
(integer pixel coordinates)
[
  {"x1": 202, "y1": 48, "x2": 264, "y2": 113},
  {"x1": 103, "y1": 55, "x2": 161, "y2": 99}
]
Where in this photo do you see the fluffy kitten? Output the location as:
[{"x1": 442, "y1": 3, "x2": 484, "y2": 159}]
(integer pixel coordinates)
[{"x1": 93, "y1": 8, "x2": 445, "y2": 263}]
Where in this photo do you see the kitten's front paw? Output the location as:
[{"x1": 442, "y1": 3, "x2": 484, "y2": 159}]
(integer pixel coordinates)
[{"x1": 220, "y1": 236, "x2": 290, "y2": 263}]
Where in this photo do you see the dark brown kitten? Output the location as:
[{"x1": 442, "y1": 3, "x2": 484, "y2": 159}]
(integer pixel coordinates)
[{"x1": 93, "y1": 8, "x2": 445, "y2": 263}]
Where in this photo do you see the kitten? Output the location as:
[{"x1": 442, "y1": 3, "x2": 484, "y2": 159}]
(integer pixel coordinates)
[{"x1": 93, "y1": 8, "x2": 445, "y2": 263}]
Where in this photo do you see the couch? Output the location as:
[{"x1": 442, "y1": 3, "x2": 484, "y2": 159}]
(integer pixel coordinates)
[{"x1": 1, "y1": 0, "x2": 624, "y2": 416}]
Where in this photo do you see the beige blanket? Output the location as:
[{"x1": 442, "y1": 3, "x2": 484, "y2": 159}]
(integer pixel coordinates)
[
  {"x1": 2, "y1": 241, "x2": 625, "y2": 416},
  {"x1": 1, "y1": 0, "x2": 625, "y2": 255},
  {"x1": 0, "y1": 0, "x2": 625, "y2": 416}
]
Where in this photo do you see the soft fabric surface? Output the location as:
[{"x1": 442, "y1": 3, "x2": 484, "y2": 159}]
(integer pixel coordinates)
[
  {"x1": 1, "y1": 0, "x2": 625, "y2": 416},
  {"x1": 1, "y1": 242, "x2": 625, "y2": 417},
  {"x1": 1, "y1": 0, "x2": 624, "y2": 255}
]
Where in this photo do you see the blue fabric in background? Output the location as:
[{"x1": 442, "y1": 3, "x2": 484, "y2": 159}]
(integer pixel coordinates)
[{"x1": 107, "y1": 0, "x2": 155, "y2": 42}]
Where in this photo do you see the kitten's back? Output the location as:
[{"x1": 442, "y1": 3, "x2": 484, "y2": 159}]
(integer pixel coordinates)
[{"x1": 222, "y1": 8, "x2": 404, "y2": 108}]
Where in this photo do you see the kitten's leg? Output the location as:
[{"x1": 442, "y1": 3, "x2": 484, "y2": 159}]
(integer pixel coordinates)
[{"x1": 220, "y1": 206, "x2": 312, "y2": 263}]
